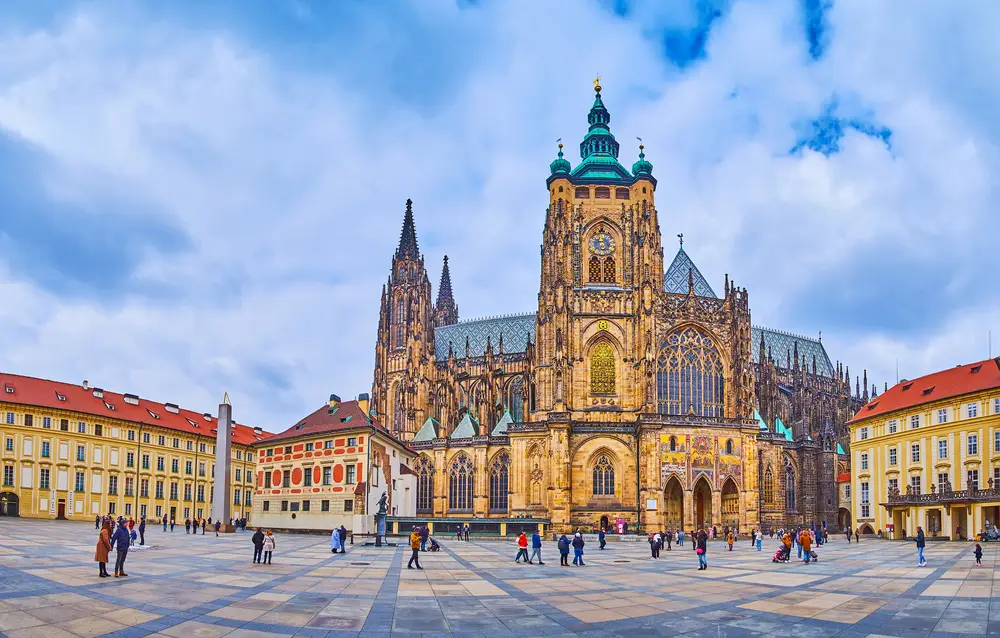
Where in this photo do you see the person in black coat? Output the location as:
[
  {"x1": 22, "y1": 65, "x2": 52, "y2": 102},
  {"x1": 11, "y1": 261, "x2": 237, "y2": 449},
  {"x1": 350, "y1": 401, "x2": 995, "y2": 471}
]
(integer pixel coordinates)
[
  {"x1": 252, "y1": 528, "x2": 265, "y2": 563},
  {"x1": 138, "y1": 517, "x2": 146, "y2": 546},
  {"x1": 338, "y1": 525, "x2": 348, "y2": 550}
]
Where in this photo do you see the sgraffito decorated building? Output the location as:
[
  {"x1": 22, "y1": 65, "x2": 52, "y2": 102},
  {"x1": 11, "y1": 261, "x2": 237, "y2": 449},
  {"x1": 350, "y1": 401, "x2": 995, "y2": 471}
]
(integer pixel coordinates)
[{"x1": 371, "y1": 81, "x2": 866, "y2": 535}]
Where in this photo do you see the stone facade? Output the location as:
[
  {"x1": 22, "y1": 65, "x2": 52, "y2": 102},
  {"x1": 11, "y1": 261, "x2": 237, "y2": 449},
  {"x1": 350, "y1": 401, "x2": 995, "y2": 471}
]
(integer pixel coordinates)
[{"x1": 371, "y1": 82, "x2": 865, "y2": 534}]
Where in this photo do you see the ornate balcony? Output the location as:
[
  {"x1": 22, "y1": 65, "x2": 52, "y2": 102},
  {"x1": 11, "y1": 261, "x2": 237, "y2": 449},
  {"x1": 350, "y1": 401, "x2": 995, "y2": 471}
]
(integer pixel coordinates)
[{"x1": 882, "y1": 479, "x2": 1000, "y2": 506}]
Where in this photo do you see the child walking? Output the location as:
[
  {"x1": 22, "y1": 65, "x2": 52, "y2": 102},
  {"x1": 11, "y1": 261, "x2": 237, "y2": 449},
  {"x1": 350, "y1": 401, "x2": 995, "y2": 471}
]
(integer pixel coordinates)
[{"x1": 974, "y1": 542, "x2": 983, "y2": 567}]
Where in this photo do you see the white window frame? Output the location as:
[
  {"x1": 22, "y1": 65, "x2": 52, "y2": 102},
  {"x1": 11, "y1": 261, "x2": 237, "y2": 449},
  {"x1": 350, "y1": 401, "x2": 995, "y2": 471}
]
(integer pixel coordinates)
[
  {"x1": 937, "y1": 408, "x2": 948, "y2": 424},
  {"x1": 860, "y1": 453, "x2": 869, "y2": 470},
  {"x1": 859, "y1": 427, "x2": 869, "y2": 442},
  {"x1": 889, "y1": 447, "x2": 897, "y2": 466},
  {"x1": 888, "y1": 419, "x2": 897, "y2": 434},
  {"x1": 968, "y1": 434, "x2": 979, "y2": 455},
  {"x1": 910, "y1": 414, "x2": 920, "y2": 429},
  {"x1": 911, "y1": 443, "x2": 921, "y2": 463},
  {"x1": 938, "y1": 440, "x2": 948, "y2": 459},
  {"x1": 968, "y1": 403, "x2": 979, "y2": 419}
]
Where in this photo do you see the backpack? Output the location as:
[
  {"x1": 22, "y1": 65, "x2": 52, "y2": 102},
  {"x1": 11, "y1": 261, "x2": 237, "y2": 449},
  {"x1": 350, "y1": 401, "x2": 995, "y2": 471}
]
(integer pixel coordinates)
[{"x1": 558, "y1": 538, "x2": 568, "y2": 552}]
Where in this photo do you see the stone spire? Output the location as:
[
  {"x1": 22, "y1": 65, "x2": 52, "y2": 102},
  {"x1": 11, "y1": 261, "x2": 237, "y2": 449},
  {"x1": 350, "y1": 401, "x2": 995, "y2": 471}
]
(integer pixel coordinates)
[
  {"x1": 434, "y1": 255, "x2": 458, "y2": 326},
  {"x1": 395, "y1": 199, "x2": 420, "y2": 260},
  {"x1": 211, "y1": 393, "x2": 234, "y2": 531}
]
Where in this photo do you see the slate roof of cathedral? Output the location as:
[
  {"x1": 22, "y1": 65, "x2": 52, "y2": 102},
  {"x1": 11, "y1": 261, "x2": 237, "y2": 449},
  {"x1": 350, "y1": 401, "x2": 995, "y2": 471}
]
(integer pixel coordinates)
[
  {"x1": 433, "y1": 313, "x2": 535, "y2": 361},
  {"x1": 491, "y1": 410, "x2": 513, "y2": 436},
  {"x1": 412, "y1": 417, "x2": 439, "y2": 442},
  {"x1": 0, "y1": 372, "x2": 271, "y2": 446},
  {"x1": 451, "y1": 411, "x2": 479, "y2": 439},
  {"x1": 664, "y1": 246, "x2": 718, "y2": 298},
  {"x1": 849, "y1": 358, "x2": 1000, "y2": 423},
  {"x1": 752, "y1": 327, "x2": 835, "y2": 378}
]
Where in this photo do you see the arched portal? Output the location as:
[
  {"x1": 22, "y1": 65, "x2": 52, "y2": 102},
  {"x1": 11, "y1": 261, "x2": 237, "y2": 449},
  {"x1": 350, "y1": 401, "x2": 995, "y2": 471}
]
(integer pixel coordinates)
[
  {"x1": 663, "y1": 476, "x2": 684, "y2": 530},
  {"x1": 600, "y1": 515, "x2": 610, "y2": 532},
  {"x1": 721, "y1": 478, "x2": 739, "y2": 529},
  {"x1": 693, "y1": 476, "x2": 713, "y2": 529},
  {"x1": 0, "y1": 492, "x2": 19, "y2": 517},
  {"x1": 837, "y1": 507, "x2": 851, "y2": 532}
]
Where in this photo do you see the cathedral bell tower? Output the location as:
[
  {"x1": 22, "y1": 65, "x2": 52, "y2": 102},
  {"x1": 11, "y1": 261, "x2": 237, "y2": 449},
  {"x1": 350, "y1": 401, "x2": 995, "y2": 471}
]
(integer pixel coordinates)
[
  {"x1": 372, "y1": 199, "x2": 437, "y2": 439},
  {"x1": 534, "y1": 78, "x2": 662, "y2": 419}
]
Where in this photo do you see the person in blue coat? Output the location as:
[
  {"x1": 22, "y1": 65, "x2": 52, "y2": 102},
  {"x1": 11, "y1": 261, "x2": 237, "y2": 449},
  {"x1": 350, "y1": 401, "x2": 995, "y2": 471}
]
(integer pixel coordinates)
[
  {"x1": 598, "y1": 529, "x2": 607, "y2": 550},
  {"x1": 529, "y1": 531, "x2": 545, "y2": 565},
  {"x1": 111, "y1": 517, "x2": 131, "y2": 577}
]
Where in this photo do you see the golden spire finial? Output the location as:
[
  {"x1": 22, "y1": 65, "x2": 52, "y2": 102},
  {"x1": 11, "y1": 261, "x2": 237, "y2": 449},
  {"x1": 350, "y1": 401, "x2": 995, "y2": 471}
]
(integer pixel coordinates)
[{"x1": 593, "y1": 75, "x2": 601, "y2": 93}]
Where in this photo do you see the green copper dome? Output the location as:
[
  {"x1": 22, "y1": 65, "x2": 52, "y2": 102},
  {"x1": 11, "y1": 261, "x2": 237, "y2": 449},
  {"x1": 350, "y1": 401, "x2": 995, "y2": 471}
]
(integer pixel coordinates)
[
  {"x1": 632, "y1": 144, "x2": 653, "y2": 177},
  {"x1": 549, "y1": 143, "x2": 571, "y2": 177}
]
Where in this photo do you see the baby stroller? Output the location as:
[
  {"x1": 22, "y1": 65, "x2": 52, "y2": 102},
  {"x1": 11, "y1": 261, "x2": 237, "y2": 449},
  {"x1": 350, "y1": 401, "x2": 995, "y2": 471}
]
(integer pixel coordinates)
[
  {"x1": 772, "y1": 547, "x2": 787, "y2": 563},
  {"x1": 428, "y1": 537, "x2": 441, "y2": 552},
  {"x1": 809, "y1": 550, "x2": 818, "y2": 562}
]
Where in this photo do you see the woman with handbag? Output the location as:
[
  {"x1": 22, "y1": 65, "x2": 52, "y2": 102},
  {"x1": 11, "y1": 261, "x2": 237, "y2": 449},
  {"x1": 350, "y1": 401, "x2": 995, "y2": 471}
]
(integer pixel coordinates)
[{"x1": 696, "y1": 529, "x2": 708, "y2": 570}]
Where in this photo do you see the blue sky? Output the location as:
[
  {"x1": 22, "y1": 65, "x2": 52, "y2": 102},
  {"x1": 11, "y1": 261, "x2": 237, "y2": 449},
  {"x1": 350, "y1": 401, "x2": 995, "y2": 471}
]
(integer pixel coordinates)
[{"x1": 0, "y1": 0, "x2": 997, "y2": 431}]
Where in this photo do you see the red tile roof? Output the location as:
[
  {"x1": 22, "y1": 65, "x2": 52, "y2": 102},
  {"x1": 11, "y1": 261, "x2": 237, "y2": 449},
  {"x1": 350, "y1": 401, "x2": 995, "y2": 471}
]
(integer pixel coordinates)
[
  {"x1": 837, "y1": 472, "x2": 850, "y2": 483},
  {"x1": 0, "y1": 372, "x2": 272, "y2": 446},
  {"x1": 399, "y1": 463, "x2": 415, "y2": 476},
  {"x1": 263, "y1": 399, "x2": 400, "y2": 446},
  {"x1": 849, "y1": 358, "x2": 1000, "y2": 423}
]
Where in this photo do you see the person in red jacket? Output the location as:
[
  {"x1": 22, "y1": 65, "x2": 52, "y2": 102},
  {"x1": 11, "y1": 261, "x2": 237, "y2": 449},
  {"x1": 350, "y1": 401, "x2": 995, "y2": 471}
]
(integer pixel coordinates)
[{"x1": 514, "y1": 532, "x2": 529, "y2": 563}]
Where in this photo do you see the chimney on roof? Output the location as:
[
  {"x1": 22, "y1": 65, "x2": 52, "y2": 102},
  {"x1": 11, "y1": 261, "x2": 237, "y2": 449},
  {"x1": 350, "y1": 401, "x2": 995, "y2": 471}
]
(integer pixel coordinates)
[
  {"x1": 82, "y1": 380, "x2": 89, "y2": 390},
  {"x1": 357, "y1": 393, "x2": 370, "y2": 420},
  {"x1": 329, "y1": 394, "x2": 341, "y2": 409}
]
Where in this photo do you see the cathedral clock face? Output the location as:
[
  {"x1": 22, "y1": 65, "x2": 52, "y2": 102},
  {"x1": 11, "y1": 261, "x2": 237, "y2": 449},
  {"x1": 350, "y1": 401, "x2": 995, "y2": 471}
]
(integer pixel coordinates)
[{"x1": 590, "y1": 232, "x2": 615, "y2": 255}]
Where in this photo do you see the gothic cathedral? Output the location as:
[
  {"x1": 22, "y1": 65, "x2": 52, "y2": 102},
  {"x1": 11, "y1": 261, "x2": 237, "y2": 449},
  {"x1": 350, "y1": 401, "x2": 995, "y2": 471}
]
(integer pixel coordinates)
[{"x1": 371, "y1": 81, "x2": 866, "y2": 533}]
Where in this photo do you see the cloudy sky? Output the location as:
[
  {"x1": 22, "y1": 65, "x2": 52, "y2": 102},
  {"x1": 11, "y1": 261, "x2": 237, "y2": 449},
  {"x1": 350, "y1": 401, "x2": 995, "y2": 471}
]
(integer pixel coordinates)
[{"x1": 1, "y1": 0, "x2": 997, "y2": 432}]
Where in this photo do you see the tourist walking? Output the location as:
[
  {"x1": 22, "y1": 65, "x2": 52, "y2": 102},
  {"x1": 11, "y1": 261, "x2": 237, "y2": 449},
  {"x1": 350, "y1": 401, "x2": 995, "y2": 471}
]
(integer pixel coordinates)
[
  {"x1": 420, "y1": 525, "x2": 429, "y2": 551},
  {"x1": 338, "y1": 525, "x2": 348, "y2": 550},
  {"x1": 95, "y1": 520, "x2": 113, "y2": 578},
  {"x1": 95, "y1": 515, "x2": 100, "y2": 530},
  {"x1": 184, "y1": 518, "x2": 191, "y2": 534},
  {"x1": 854, "y1": 527, "x2": 861, "y2": 543},
  {"x1": 572, "y1": 532, "x2": 586, "y2": 566},
  {"x1": 252, "y1": 528, "x2": 265, "y2": 563},
  {"x1": 407, "y1": 527, "x2": 422, "y2": 570},
  {"x1": 974, "y1": 542, "x2": 983, "y2": 566},
  {"x1": 262, "y1": 530, "x2": 275, "y2": 564},
  {"x1": 215, "y1": 520, "x2": 222, "y2": 537},
  {"x1": 515, "y1": 532, "x2": 529, "y2": 563},
  {"x1": 915, "y1": 526, "x2": 927, "y2": 567},
  {"x1": 558, "y1": 534, "x2": 570, "y2": 566},
  {"x1": 464, "y1": 524, "x2": 470, "y2": 542},
  {"x1": 202, "y1": 519, "x2": 207, "y2": 535},
  {"x1": 331, "y1": 527, "x2": 343, "y2": 553},
  {"x1": 137, "y1": 517, "x2": 146, "y2": 546},
  {"x1": 799, "y1": 529, "x2": 813, "y2": 564},
  {"x1": 696, "y1": 529, "x2": 708, "y2": 570},
  {"x1": 598, "y1": 528, "x2": 606, "y2": 550},
  {"x1": 111, "y1": 517, "x2": 131, "y2": 577},
  {"x1": 727, "y1": 531, "x2": 734, "y2": 551},
  {"x1": 170, "y1": 518, "x2": 175, "y2": 532},
  {"x1": 677, "y1": 529, "x2": 684, "y2": 547},
  {"x1": 530, "y1": 531, "x2": 545, "y2": 564},
  {"x1": 162, "y1": 517, "x2": 167, "y2": 532}
]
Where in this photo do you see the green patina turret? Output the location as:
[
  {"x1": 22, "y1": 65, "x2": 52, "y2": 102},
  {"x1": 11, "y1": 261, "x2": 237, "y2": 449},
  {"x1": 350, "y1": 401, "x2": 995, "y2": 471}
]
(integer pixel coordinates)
[
  {"x1": 632, "y1": 143, "x2": 653, "y2": 179},
  {"x1": 549, "y1": 142, "x2": 571, "y2": 177},
  {"x1": 578, "y1": 79, "x2": 620, "y2": 161}
]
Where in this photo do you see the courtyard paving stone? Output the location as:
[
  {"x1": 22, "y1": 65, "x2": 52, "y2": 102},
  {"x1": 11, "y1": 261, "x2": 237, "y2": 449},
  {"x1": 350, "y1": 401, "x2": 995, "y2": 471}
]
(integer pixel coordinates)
[{"x1": 2, "y1": 519, "x2": 1000, "y2": 636}]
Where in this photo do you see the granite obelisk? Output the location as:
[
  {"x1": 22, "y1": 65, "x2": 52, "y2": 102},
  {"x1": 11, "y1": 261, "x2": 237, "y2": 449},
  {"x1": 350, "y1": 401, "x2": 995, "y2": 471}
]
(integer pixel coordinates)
[{"x1": 211, "y1": 392, "x2": 234, "y2": 532}]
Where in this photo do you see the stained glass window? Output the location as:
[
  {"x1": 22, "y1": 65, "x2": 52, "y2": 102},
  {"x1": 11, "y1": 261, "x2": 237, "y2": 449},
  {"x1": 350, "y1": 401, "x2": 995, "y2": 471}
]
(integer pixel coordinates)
[
  {"x1": 393, "y1": 383, "x2": 405, "y2": 433},
  {"x1": 602, "y1": 257, "x2": 615, "y2": 283},
  {"x1": 784, "y1": 457, "x2": 796, "y2": 511},
  {"x1": 763, "y1": 466, "x2": 774, "y2": 505},
  {"x1": 489, "y1": 452, "x2": 510, "y2": 512},
  {"x1": 656, "y1": 327, "x2": 725, "y2": 417},
  {"x1": 590, "y1": 341, "x2": 616, "y2": 395},
  {"x1": 589, "y1": 256, "x2": 602, "y2": 283},
  {"x1": 449, "y1": 454, "x2": 474, "y2": 511},
  {"x1": 416, "y1": 456, "x2": 434, "y2": 513},
  {"x1": 507, "y1": 377, "x2": 524, "y2": 423},
  {"x1": 593, "y1": 455, "x2": 614, "y2": 496}
]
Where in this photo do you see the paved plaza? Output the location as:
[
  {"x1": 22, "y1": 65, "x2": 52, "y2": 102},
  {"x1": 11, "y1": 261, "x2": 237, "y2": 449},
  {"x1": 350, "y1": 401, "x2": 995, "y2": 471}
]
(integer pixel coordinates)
[{"x1": 0, "y1": 520, "x2": 998, "y2": 637}]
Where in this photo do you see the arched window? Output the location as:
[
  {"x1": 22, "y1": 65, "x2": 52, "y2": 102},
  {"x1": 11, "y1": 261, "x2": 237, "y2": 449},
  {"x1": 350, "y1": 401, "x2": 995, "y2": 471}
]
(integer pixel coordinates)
[
  {"x1": 393, "y1": 383, "x2": 405, "y2": 434},
  {"x1": 449, "y1": 454, "x2": 474, "y2": 511},
  {"x1": 725, "y1": 439, "x2": 733, "y2": 455},
  {"x1": 593, "y1": 455, "x2": 615, "y2": 496},
  {"x1": 784, "y1": 457, "x2": 796, "y2": 512},
  {"x1": 590, "y1": 342, "x2": 616, "y2": 395},
  {"x1": 507, "y1": 377, "x2": 524, "y2": 423},
  {"x1": 489, "y1": 452, "x2": 510, "y2": 513},
  {"x1": 602, "y1": 257, "x2": 615, "y2": 283},
  {"x1": 669, "y1": 436, "x2": 676, "y2": 452},
  {"x1": 415, "y1": 456, "x2": 434, "y2": 513},
  {"x1": 529, "y1": 382, "x2": 536, "y2": 412},
  {"x1": 762, "y1": 466, "x2": 774, "y2": 505},
  {"x1": 589, "y1": 256, "x2": 602, "y2": 283},
  {"x1": 655, "y1": 327, "x2": 726, "y2": 417}
]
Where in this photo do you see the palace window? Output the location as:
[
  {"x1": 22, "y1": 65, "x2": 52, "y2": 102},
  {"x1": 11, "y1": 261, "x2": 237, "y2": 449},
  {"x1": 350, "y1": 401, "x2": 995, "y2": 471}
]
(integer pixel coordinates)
[
  {"x1": 415, "y1": 456, "x2": 434, "y2": 514},
  {"x1": 592, "y1": 455, "x2": 615, "y2": 496},
  {"x1": 968, "y1": 434, "x2": 979, "y2": 456},
  {"x1": 938, "y1": 440, "x2": 948, "y2": 459},
  {"x1": 910, "y1": 414, "x2": 920, "y2": 429},
  {"x1": 595, "y1": 187, "x2": 611, "y2": 199},
  {"x1": 860, "y1": 453, "x2": 868, "y2": 470},
  {"x1": 784, "y1": 457, "x2": 796, "y2": 511},
  {"x1": 937, "y1": 408, "x2": 948, "y2": 424},
  {"x1": 589, "y1": 341, "x2": 616, "y2": 395},
  {"x1": 968, "y1": 402, "x2": 979, "y2": 418},
  {"x1": 910, "y1": 475, "x2": 922, "y2": 495},
  {"x1": 656, "y1": 327, "x2": 725, "y2": 417},
  {"x1": 968, "y1": 469, "x2": 980, "y2": 490},
  {"x1": 911, "y1": 443, "x2": 920, "y2": 463},
  {"x1": 489, "y1": 452, "x2": 510, "y2": 513},
  {"x1": 888, "y1": 419, "x2": 897, "y2": 433},
  {"x1": 937, "y1": 472, "x2": 949, "y2": 492},
  {"x1": 762, "y1": 466, "x2": 774, "y2": 505},
  {"x1": 889, "y1": 447, "x2": 897, "y2": 466},
  {"x1": 575, "y1": 186, "x2": 590, "y2": 198},
  {"x1": 448, "y1": 454, "x2": 474, "y2": 511}
]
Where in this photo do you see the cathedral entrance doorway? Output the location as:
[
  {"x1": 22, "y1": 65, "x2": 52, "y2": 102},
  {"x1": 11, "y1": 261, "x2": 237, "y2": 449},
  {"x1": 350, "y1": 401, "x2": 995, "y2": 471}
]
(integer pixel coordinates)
[
  {"x1": 693, "y1": 477, "x2": 712, "y2": 529},
  {"x1": 600, "y1": 515, "x2": 609, "y2": 532},
  {"x1": 663, "y1": 477, "x2": 683, "y2": 530}
]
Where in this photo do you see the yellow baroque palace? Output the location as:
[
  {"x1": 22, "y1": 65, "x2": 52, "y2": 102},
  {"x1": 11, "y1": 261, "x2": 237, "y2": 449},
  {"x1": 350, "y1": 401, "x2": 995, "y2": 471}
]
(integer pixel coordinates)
[
  {"x1": 0, "y1": 373, "x2": 269, "y2": 521},
  {"x1": 372, "y1": 82, "x2": 864, "y2": 535},
  {"x1": 848, "y1": 358, "x2": 1000, "y2": 540}
]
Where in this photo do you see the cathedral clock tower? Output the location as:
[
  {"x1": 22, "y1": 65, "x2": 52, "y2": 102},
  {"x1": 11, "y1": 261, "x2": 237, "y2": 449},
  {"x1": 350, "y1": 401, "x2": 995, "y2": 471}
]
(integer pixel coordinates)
[{"x1": 534, "y1": 78, "x2": 663, "y2": 420}]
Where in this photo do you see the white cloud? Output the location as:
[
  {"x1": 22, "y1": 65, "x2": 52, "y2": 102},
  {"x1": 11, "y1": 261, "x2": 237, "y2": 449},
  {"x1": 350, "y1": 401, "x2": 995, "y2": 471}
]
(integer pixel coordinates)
[{"x1": 0, "y1": 0, "x2": 997, "y2": 430}]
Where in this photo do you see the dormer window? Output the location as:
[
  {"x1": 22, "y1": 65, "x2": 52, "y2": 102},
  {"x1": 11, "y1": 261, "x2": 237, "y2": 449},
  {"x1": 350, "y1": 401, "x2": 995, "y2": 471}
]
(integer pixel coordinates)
[
  {"x1": 103, "y1": 401, "x2": 115, "y2": 411},
  {"x1": 123, "y1": 394, "x2": 139, "y2": 406},
  {"x1": 4, "y1": 385, "x2": 13, "y2": 394},
  {"x1": 55, "y1": 392, "x2": 66, "y2": 401},
  {"x1": 146, "y1": 409, "x2": 160, "y2": 420},
  {"x1": 902, "y1": 383, "x2": 913, "y2": 391}
]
